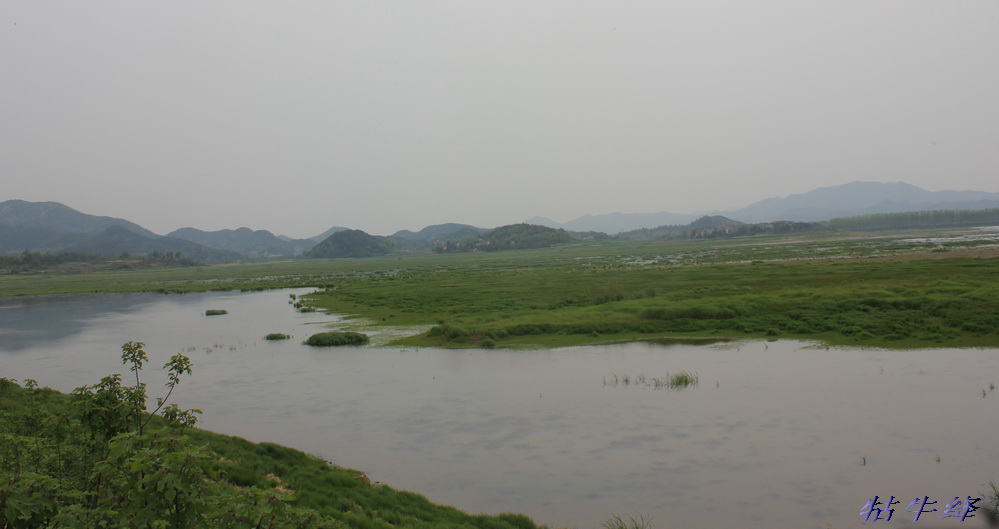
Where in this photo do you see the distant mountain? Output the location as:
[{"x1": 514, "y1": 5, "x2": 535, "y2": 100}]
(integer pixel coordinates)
[
  {"x1": 65, "y1": 225, "x2": 242, "y2": 263},
  {"x1": 310, "y1": 226, "x2": 350, "y2": 243},
  {"x1": 726, "y1": 181, "x2": 999, "y2": 223},
  {"x1": 0, "y1": 223, "x2": 81, "y2": 253},
  {"x1": 8, "y1": 180, "x2": 999, "y2": 259},
  {"x1": 526, "y1": 212, "x2": 700, "y2": 234},
  {"x1": 0, "y1": 199, "x2": 158, "y2": 238},
  {"x1": 0, "y1": 200, "x2": 242, "y2": 262},
  {"x1": 167, "y1": 227, "x2": 316, "y2": 257},
  {"x1": 527, "y1": 182, "x2": 999, "y2": 233},
  {"x1": 305, "y1": 229, "x2": 395, "y2": 258}
]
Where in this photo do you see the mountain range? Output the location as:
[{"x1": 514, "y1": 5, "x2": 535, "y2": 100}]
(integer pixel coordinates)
[
  {"x1": 532, "y1": 181, "x2": 999, "y2": 233},
  {"x1": 3, "y1": 181, "x2": 998, "y2": 260}
]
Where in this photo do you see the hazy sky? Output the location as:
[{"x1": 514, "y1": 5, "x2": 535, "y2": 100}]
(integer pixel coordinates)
[{"x1": 3, "y1": 2, "x2": 998, "y2": 237}]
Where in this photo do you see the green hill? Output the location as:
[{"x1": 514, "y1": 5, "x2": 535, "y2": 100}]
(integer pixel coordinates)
[
  {"x1": 435, "y1": 224, "x2": 571, "y2": 253},
  {"x1": 305, "y1": 229, "x2": 395, "y2": 258}
]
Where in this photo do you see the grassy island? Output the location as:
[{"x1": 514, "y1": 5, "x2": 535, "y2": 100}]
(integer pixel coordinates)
[{"x1": 301, "y1": 232, "x2": 999, "y2": 349}]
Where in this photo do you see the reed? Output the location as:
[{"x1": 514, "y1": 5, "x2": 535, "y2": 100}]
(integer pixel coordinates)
[
  {"x1": 607, "y1": 371, "x2": 699, "y2": 391},
  {"x1": 668, "y1": 370, "x2": 698, "y2": 389},
  {"x1": 602, "y1": 514, "x2": 652, "y2": 529}
]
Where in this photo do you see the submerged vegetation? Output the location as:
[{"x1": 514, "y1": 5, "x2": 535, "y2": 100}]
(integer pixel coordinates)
[
  {"x1": 0, "y1": 343, "x2": 543, "y2": 529},
  {"x1": 604, "y1": 372, "x2": 699, "y2": 390}
]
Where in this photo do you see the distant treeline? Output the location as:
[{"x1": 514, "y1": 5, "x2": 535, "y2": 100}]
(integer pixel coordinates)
[
  {"x1": 619, "y1": 217, "x2": 812, "y2": 240},
  {"x1": 825, "y1": 208, "x2": 999, "y2": 231},
  {"x1": 622, "y1": 208, "x2": 999, "y2": 241},
  {"x1": 0, "y1": 250, "x2": 200, "y2": 274}
]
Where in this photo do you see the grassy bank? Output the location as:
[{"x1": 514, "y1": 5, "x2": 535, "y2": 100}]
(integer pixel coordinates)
[{"x1": 0, "y1": 375, "x2": 542, "y2": 529}]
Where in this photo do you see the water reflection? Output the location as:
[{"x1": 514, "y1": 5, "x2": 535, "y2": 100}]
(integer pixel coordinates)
[
  {"x1": 1, "y1": 289, "x2": 997, "y2": 529},
  {"x1": 0, "y1": 293, "x2": 162, "y2": 351}
]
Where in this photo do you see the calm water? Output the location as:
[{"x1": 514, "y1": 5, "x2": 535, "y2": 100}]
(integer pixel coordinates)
[{"x1": 1, "y1": 289, "x2": 998, "y2": 529}]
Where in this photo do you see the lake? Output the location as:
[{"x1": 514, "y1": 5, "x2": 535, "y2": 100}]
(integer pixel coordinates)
[{"x1": 1, "y1": 288, "x2": 997, "y2": 529}]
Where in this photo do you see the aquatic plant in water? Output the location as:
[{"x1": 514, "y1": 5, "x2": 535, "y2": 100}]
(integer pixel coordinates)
[
  {"x1": 604, "y1": 371, "x2": 698, "y2": 390},
  {"x1": 304, "y1": 331, "x2": 370, "y2": 347},
  {"x1": 602, "y1": 514, "x2": 652, "y2": 529}
]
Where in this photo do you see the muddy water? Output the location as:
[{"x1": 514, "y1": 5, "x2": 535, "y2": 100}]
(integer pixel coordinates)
[{"x1": 2, "y1": 289, "x2": 997, "y2": 529}]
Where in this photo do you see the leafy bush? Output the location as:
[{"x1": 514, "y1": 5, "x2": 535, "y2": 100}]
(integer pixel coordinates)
[
  {"x1": 426, "y1": 324, "x2": 471, "y2": 341},
  {"x1": 304, "y1": 331, "x2": 370, "y2": 346}
]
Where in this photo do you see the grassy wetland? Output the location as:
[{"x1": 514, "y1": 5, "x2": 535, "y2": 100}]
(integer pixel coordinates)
[
  {"x1": 302, "y1": 227, "x2": 999, "y2": 349},
  {"x1": 3, "y1": 225, "x2": 999, "y2": 349}
]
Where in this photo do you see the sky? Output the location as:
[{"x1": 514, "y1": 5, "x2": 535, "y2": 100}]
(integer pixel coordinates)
[{"x1": 2, "y1": 2, "x2": 998, "y2": 238}]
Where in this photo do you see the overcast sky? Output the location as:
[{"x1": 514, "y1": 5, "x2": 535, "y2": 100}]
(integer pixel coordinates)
[{"x1": 3, "y1": 2, "x2": 998, "y2": 237}]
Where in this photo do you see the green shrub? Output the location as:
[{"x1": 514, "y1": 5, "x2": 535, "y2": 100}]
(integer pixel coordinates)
[
  {"x1": 304, "y1": 332, "x2": 370, "y2": 347},
  {"x1": 426, "y1": 323, "x2": 471, "y2": 340}
]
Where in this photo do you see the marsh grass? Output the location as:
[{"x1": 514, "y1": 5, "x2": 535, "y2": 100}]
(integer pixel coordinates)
[
  {"x1": 602, "y1": 514, "x2": 652, "y2": 529},
  {"x1": 205, "y1": 309, "x2": 228, "y2": 316},
  {"x1": 606, "y1": 371, "x2": 699, "y2": 391},
  {"x1": 985, "y1": 481, "x2": 999, "y2": 517},
  {"x1": 667, "y1": 370, "x2": 698, "y2": 389},
  {"x1": 265, "y1": 333, "x2": 291, "y2": 340}
]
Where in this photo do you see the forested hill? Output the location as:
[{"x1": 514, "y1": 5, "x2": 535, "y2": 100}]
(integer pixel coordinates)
[
  {"x1": 434, "y1": 223, "x2": 571, "y2": 253},
  {"x1": 305, "y1": 229, "x2": 395, "y2": 258}
]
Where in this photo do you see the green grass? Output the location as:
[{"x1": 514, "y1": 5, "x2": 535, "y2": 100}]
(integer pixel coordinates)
[
  {"x1": 205, "y1": 309, "x2": 229, "y2": 316},
  {"x1": 309, "y1": 255, "x2": 999, "y2": 349},
  {"x1": 265, "y1": 333, "x2": 291, "y2": 340}
]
